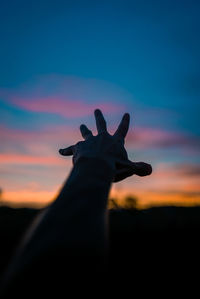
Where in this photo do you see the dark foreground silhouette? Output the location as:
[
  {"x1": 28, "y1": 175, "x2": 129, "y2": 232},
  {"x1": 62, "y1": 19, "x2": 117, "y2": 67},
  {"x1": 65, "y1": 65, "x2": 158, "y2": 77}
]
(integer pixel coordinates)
[{"x1": 0, "y1": 205, "x2": 200, "y2": 294}]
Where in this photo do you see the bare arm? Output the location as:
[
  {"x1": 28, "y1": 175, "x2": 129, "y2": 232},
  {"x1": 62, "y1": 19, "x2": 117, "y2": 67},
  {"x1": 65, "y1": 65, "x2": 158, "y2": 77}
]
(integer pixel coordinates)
[{"x1": 1, "y1": 109, "x2": 152, "y2": 293}]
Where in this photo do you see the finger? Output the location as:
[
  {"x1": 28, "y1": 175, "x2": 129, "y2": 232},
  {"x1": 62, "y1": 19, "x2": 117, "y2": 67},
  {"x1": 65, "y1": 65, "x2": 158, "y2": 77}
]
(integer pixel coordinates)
[
  {"x1": 113, "y1": 167, "x2": 134, "y2": 182},
  {"x1": 80, "y1": 124, "x2": 93, "y2": 140},
  {"x1": 94, "y1": 109, "x2": 107, "y2": 134},
  {"x1": 127, "y1": 161, "x2": 152, "y2": 176},
  {"x1": 59, "y1": 145, "x2": 74, "y2": 156},
  {"x1": 115, "y1": 159, "x2": 152, "y2": 177},
  {"x1": 114, "y1": 113, "x2": 130, "y2": 139}
]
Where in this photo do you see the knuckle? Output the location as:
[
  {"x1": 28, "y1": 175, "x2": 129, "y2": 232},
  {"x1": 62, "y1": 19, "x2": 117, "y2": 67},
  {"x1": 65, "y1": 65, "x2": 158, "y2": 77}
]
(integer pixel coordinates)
[{"x1": 98, "y1": 131, "x2": 108, "y2": 137}]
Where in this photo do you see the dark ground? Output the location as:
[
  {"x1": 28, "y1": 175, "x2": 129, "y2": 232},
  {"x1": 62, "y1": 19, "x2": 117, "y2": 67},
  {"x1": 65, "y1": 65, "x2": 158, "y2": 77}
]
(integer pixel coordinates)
[{"x1": 0, "y1": 206, "x2": 200, "y2": 287}]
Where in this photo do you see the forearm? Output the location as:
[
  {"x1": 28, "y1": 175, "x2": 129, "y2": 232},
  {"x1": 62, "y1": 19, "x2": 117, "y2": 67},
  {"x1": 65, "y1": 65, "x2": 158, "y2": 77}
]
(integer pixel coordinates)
[
  {"x1": 35, "y1": 156, "x2": 114, "y2": 253},
  {"x1": 3, "y1": 157, "x2": 114, "y2": 285}
]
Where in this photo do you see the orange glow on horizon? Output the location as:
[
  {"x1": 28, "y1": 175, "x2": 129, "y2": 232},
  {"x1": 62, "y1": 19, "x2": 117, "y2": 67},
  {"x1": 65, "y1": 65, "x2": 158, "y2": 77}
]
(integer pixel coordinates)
[
  {"x1": 1, "y1": 187, "x2": 200, "y2": 210},
  {"x1": 0, "y1": 153, "x2": 71, "y2": 166}
]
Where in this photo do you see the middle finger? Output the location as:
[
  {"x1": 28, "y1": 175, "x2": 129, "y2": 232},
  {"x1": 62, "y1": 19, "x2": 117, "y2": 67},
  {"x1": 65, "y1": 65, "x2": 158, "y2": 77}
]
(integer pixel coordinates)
[{"x1": 94, "y1": 109, "x2": 107, "y2": 134}]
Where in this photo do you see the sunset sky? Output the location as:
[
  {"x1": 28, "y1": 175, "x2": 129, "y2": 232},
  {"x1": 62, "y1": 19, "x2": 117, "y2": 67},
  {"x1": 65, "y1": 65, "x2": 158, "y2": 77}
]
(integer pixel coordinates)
[{"x1": 0, "y1": 0, "x2": 200, "y2": 208}]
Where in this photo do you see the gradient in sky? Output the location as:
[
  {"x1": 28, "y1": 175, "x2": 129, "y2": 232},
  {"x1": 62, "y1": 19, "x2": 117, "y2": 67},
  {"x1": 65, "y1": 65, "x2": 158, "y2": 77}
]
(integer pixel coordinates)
[{"x1": 0, "y1": 0, "x2": 200, "y2": 208}]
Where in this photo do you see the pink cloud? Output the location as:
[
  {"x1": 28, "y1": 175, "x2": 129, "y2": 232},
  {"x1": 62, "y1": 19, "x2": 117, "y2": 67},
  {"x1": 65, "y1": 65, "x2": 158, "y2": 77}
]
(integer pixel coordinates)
[
  {"x1": 1, "y1": 124, "x2": 200, "y2": 158},
  {"x1": 0, "y1": 124, "x2": 77, "y2": 142},
  {"x1": 0, "y1": 153, "x2": 69, "y2": 166},
  {"x1": 116, "y1": 162, "x2": 200, "y2": 197},
  {"x1": 0, "y1": 125, "x2": 79, "y2": 152},
  {"x1": 126, "y1": 127, "x2": 200, "y2": 150},
  {"x1": 148, "y1": 163, "x2": 200, "y2": 194},
  {"x1": 152, "y1": 163, "x2": 200, "y2": 179},
  {"x1": 11, "y1": 96, "x2": 124, "y2": 117}
]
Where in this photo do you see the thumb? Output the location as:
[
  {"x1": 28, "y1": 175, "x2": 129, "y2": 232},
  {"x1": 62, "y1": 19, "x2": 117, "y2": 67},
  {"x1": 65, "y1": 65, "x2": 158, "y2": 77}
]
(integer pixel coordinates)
[
  {"x1": 115, "y1": 159, "x2": 152, "y2": 176},
  {"x1": 129, "y1": 161, "x2": 152, "y2": 176},
  {"x1": 59, "y1": 145, "x2": 74, "y2": 156}
]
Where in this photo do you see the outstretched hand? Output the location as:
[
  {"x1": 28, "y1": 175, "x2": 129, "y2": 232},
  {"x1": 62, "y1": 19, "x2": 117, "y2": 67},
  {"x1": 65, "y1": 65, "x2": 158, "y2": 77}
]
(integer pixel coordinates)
[{"x1": 59, "y1": 109, "x2": 152, "y2": 182}]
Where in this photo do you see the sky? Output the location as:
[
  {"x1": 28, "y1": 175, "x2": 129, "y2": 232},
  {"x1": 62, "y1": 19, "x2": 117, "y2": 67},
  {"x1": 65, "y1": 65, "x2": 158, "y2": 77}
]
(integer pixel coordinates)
[{"x1": 0, "y1": 0, "x2": 200, "y2": 208}]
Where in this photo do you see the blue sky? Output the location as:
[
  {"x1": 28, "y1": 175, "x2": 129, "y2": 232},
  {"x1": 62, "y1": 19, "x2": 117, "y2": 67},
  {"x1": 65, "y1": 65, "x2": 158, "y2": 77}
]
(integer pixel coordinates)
[
  {"x1": 0, "y1": 0, "x2": 200, "y2": 207},
  {"x1": 1, "y1": 0, "x2": 200, "y2": 131}
]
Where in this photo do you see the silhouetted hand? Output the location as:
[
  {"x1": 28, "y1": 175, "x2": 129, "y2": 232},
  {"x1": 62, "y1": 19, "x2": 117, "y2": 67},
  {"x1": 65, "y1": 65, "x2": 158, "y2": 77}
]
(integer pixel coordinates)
[{"x1": 59, "y1": 109, "x2": 152, "y2": 182}]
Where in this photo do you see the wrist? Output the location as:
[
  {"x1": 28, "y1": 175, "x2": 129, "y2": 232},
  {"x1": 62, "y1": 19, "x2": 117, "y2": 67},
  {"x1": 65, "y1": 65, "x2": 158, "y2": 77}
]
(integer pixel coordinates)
[
  {"x1": 73, "y1": 155, "x2": 115, "y2": 182},
  {"x1": 75, "y1": 154, "x2": 115, "y2": 172}
]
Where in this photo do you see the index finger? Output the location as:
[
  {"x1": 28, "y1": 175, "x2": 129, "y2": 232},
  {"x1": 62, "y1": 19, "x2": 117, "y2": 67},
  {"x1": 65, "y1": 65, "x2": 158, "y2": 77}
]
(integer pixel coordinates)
[{"x1": 114, "y1": 113, "x2": 130, "y2": 139}]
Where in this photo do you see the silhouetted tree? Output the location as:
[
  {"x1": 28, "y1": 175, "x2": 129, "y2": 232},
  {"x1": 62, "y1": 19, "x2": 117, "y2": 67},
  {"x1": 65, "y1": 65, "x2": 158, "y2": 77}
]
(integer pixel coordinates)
[
  {"x1": 108, "y1": 198, "x2": 120, "y2": 209},
  {"x1": 109, "y1": 196, "x2": 138, "y2": 210},
  {"x1": 123, "y1": 196, "x2": 138, "y2": 210}
]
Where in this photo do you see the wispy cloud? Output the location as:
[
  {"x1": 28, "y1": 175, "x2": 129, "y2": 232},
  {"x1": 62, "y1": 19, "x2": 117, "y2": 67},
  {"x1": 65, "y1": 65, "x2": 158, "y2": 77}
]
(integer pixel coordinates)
[
  {"x1": 0, "y1": 74, "x2": 128, "y2": 118},
  {"x1": 11, "y1": 96, "x2": 123, "y2": 118},
  {"x1": 0, "y1": 153, "x2": 67, "y2": 166},
  {"x1": 127, "y1": 127, "x2": 200, "y2": 151},
  {"x1": 0, "y1": 124, "x2": 80, "y2": 157},
  {"x1": 1, "y1": 123, "x2": 200, "y2": 159},
  {"x1": 110, "y1": 161, "x2": 200, "y2": 209},
  {"x1": 155, "y1": 163, "x2": 200, "y2": 177},
  {"x1": 132, "y1": 162, "x2": 200, "y2": 194}
]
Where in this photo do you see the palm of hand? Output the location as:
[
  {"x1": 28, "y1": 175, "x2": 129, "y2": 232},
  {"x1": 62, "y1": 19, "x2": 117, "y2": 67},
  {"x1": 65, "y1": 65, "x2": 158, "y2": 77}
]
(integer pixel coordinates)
[{"x1": 59, "y1": 109, "x2": 152, "y2": 182}]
